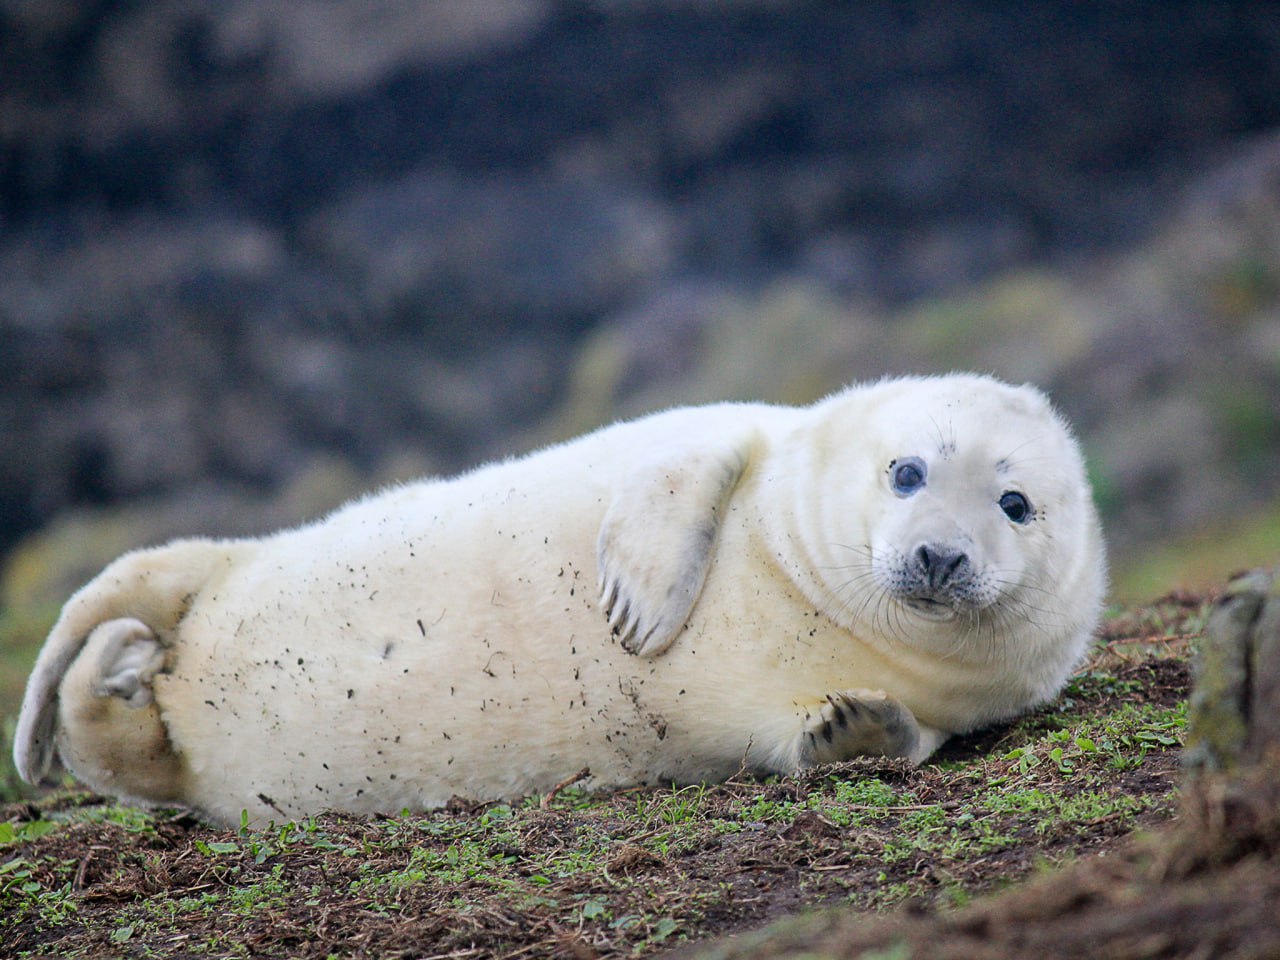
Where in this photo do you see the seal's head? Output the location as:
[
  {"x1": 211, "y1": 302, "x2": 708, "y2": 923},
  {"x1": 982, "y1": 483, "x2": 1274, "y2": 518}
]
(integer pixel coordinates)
[{"x1": 802, "y1": 374, "x2": 1105, "y2": 669}]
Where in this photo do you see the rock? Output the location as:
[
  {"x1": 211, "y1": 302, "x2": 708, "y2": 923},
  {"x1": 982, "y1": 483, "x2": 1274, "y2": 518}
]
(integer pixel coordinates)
[
  {"x1": 3, "y1": 0, "x2": 1280, "y2": 571},
  {"x1": 1185, "y1": 568, "x2": 1280, "y2": 771},
  {"x1": 303, "y1": 170, "x2": 678, "y2": 353}
]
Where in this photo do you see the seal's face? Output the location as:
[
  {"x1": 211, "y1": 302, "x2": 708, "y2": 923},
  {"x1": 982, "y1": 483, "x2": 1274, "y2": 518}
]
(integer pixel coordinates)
[
  {"x1": 872, "y1": 444, "x2": 1038, "y2": 622},
  {"x1": 869, "y1": 380, "x2": 1094, "y2": 634},
  {"x1": 803, "y1": 376, "x2": 1103, "y2": 653}
]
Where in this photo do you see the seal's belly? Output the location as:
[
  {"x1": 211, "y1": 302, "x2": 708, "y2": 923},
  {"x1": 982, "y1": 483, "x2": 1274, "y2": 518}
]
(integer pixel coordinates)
[
  {"x1": 151, "y1": 534, "x2": 752, "y2": 818},
  {"x1": 146, "y1": 451, "x2": 1017, "y2": 824}
]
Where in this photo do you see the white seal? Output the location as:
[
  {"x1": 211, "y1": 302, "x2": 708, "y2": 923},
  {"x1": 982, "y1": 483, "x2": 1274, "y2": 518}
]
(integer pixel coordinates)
[{"x1": 13, "y1": 373, "x2": 1105, "y2": 826}]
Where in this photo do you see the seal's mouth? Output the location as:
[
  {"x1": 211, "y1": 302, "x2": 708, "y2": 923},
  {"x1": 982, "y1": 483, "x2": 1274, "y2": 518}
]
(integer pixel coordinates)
[{"x1": 903, "y1": 595, "x2": 958, "y2": 621}]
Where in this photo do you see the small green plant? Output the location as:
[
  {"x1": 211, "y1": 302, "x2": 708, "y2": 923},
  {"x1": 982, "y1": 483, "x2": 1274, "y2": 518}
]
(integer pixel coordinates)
[
  {"x1": 733, "y1": 792, "x2": 801, "y2": 823},
  {"x1": 636, "y1": 782, "x2": 708, "y2": 826},
  {"x1": 0, "y1": 819, "x2": 58, "y2": 846}
]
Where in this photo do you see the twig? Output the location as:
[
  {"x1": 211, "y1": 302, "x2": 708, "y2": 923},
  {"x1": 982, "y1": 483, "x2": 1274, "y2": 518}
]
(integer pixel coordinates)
[
  {"x1": 1096, "y1": 633, "x2": 1198, "y2": 665},
  {"x1": 72, "y1": 850, "x2": 93, "y2": 892},
  {"x1": 539, "y1": 767, "x2": 591, "y2": 810},
  {"x1": 734, "y1": 736, "x2": 756, "y2": 779}
]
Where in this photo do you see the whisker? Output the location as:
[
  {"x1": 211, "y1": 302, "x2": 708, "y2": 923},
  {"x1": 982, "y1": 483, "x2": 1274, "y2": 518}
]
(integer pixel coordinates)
[{"x1": 817, "y1": 539, "x2": 1068, "y2": 664}]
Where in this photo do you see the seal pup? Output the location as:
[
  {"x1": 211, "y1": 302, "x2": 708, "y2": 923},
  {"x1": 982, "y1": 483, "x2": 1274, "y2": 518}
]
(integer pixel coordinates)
[{"x1": 13, "y1": 373, "x2": 1106, "y2": 826}]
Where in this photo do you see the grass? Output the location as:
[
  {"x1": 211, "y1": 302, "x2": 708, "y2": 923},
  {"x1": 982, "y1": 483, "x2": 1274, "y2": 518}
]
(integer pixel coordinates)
[
  {"x1": 1110, "y1": 498, "x2": 1280, "y2": 602},
  {"x1": 0, "y1": 592, "x2": 1204, "y2": 958}
]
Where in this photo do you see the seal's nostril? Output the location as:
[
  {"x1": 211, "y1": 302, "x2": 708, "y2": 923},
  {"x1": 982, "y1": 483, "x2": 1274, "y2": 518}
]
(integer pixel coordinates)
[{"x1": 916, "y1": 544, "x2": 968, "y2": 588}]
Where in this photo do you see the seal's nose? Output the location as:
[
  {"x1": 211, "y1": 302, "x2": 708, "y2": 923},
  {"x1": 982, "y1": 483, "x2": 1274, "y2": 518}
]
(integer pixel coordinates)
[{"x1": 915, "y1": 543, "x2": 969, "y2": 590}]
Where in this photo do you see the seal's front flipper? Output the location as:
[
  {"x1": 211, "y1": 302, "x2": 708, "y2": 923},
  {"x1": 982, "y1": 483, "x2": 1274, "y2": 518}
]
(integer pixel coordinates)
[
  {"x1": 597, "y1": 437, "x2": 751, "y2": 657},
  {"x1": 800, "y1": 689, "x2": 948, "y2": 765},
  {"x1": 90, "y1": 618, "x2": 167, "y2": 707}
]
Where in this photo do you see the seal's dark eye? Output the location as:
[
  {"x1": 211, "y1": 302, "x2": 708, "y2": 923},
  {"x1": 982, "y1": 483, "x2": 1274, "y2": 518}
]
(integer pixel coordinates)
[
  {"x1": 890, "y1": 457, "x2": 927, "y2": 496},
  {"x1": 999, "y1": 491, "x2": 1032, "y2": 524}
]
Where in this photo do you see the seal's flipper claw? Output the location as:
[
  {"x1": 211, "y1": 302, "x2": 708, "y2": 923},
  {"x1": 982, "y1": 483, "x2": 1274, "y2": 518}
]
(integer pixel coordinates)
[
  {"x1": 596, "y1": 437, "x2": 751, "y2": 657},
  {"x1": 799, "y1": 688, "x2": 944, "y2": 765}
]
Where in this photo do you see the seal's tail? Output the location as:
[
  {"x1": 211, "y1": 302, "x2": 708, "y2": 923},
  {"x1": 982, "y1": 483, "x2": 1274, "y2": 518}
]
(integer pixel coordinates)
[{"x1": 12, "y1": 538, "x2": 231, "y2": 784}]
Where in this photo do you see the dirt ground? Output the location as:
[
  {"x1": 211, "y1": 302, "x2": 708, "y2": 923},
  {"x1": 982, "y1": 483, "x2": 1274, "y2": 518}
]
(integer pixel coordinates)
[
  {"x1": 677, "y1": 766, "x2": 1280, "y2": 960},
  {"x1": 1, "y1": 594, "x2": 1205, "y2": 959}
]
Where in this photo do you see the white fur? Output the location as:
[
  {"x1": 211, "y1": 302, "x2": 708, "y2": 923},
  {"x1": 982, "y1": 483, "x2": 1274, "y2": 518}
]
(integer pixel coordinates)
[{"x1": 14, "y1": 374, "x2": 1106, "y2": 826}]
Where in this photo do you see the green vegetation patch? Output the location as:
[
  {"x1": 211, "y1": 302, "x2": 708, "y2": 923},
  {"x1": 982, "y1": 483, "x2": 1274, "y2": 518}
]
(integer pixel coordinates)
[{"x1": 1, "y1": 595, "x2": 1202, "y2": 958}]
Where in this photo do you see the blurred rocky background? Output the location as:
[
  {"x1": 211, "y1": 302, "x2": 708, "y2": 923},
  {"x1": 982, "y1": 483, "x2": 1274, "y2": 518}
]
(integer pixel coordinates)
[{"x1": 3, "y1": 0, "x2": 1280, "y2": 661}]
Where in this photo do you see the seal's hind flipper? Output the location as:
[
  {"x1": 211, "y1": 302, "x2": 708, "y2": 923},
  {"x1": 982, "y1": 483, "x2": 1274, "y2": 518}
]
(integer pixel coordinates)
[
  {"x1": 597, "y1": 439, "x2": 751, "y2": 657},
  {"x1": 90, "y1": 618, "x2": 166, "y2": 706},
  {"x1": 12, "y1": 537, "x2": 231, "y2": 784}
]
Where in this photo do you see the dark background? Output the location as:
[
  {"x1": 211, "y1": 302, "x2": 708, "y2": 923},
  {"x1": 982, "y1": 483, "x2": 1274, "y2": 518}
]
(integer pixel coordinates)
[{"x1": 3, "y1": 0, "x2": 1280, "y2": 606}]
